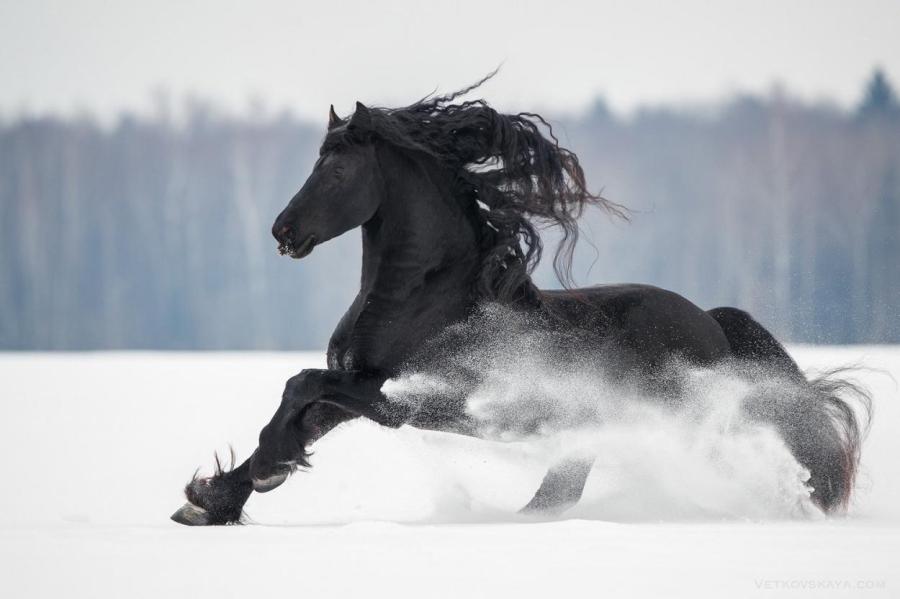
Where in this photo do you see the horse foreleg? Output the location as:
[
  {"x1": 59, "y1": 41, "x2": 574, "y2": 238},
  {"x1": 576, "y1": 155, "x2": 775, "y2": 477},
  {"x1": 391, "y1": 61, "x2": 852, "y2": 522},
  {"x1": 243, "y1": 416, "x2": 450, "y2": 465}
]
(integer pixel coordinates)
[
  {"x1": 170, "y1": 400, "x2": 357, "y2": 526},
  {"x1": 250, "y1": 369, "x2": 408, "y2": 492},
  {"x1": 170, "y1": 455, "x2": 254, "y2": 526},
  {"x1": 519, "y1": 457, "x2": 595, "y2": 515}
]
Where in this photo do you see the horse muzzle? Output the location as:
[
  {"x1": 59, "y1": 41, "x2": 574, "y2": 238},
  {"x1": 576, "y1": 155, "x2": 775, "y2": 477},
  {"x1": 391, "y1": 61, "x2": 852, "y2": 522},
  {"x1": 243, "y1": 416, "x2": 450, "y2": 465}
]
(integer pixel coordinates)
[{"x1": 277, "y1": 234, "x2": 317, "y2": 259}]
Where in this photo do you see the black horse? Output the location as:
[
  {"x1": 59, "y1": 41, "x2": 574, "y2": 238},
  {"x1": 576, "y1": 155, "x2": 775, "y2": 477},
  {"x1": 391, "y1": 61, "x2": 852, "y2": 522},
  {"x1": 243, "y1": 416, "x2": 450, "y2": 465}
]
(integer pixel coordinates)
[{"x1": 172, "y1": 79, "x2": 869, "y2": 525}]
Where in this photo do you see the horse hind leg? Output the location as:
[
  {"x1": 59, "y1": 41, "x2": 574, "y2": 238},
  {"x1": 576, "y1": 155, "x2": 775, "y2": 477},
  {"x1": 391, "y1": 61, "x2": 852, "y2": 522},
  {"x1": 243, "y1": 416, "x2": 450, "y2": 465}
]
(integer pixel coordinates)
[{"x1": 519, "y1": 457, "x2": 595, "y2": 515}]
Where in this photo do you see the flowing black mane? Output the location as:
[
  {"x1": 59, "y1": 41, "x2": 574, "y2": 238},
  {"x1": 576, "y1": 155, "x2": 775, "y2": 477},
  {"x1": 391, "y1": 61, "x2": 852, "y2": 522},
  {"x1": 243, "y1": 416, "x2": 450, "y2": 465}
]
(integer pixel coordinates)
[{"x1": 322, "y1": 75, "x2": 626, "y2": 303}]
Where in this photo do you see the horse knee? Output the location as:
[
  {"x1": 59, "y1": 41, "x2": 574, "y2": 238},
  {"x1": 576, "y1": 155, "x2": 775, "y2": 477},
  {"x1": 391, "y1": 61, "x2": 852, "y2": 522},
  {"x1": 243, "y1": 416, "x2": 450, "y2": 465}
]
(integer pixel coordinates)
[
  {"x1": 261, "y1": 372, "x2": 322, "y2": 445},
  {"x1": 278, "y1": 369, "x2": 328, "y2": 416},
  {"x1": 284, "y1": 369, "x2": 330, "y2": 400}
]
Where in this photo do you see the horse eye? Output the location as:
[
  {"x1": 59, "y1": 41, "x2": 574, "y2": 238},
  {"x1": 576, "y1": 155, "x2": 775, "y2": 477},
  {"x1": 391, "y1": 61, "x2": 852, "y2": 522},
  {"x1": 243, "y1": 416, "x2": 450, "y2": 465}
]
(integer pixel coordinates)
[{"x1": 334, "y1": 166, "x2": 344, "y2": 179}]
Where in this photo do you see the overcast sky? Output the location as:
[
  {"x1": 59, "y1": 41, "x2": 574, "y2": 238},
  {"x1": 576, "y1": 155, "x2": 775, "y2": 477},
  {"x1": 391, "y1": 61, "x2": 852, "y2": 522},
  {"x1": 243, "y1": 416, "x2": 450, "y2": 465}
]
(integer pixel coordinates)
[{"x1": 2, "y1": 0, "x2": 899, "y2": 122}]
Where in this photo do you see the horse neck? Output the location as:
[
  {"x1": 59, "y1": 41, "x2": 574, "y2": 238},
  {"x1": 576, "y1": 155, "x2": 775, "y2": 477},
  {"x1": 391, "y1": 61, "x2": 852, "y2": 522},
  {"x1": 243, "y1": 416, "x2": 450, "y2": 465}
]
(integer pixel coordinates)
[{"x1": 359, "y1": 148, "x2": 480, "y2": 307}]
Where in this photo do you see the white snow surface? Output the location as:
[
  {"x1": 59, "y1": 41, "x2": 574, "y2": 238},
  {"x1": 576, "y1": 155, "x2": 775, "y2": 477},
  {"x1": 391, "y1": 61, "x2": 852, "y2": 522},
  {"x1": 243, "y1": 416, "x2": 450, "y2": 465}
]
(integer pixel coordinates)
[{"x1": 0, "y1": 346, "x2": 898, "y2": 597}]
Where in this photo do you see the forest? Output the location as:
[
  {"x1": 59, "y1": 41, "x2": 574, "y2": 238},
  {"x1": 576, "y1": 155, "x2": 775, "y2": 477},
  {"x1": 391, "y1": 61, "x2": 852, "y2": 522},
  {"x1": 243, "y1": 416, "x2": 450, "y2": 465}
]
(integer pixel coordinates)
[{"x1": 2, "y1": 71, "x2": 898, "y2": 349}]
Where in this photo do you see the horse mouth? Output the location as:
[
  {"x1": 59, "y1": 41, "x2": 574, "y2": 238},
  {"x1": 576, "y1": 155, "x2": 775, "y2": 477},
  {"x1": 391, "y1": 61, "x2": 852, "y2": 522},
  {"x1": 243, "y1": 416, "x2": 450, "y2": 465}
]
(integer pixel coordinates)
[{"x1": 278, "y1": 235, "x2": 317, "y2": 259}]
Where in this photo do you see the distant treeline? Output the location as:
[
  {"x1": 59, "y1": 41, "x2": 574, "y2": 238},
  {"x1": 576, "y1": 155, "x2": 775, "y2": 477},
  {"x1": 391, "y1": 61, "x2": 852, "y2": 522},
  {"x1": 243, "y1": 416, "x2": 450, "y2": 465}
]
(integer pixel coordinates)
[{"x1": 2, "y1": 71, "x2": 898, "y2": 349}]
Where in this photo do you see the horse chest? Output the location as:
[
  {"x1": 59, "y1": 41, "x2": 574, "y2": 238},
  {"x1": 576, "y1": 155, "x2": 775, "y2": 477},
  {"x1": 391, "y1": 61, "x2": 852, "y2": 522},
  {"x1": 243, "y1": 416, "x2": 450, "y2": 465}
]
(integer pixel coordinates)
[
  {"x1": 328, "y1": 289, "x2": 467, "y2": 373},
  {"x1": 327, "y1": 298, "x2": 425, "y2": 373}
]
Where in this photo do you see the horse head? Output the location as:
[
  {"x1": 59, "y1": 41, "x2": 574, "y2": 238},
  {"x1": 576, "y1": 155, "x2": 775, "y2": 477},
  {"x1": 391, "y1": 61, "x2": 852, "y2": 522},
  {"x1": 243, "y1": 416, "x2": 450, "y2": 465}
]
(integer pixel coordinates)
[{"x1": 272, "y1": 102, "x2": 383, "y2": 259}]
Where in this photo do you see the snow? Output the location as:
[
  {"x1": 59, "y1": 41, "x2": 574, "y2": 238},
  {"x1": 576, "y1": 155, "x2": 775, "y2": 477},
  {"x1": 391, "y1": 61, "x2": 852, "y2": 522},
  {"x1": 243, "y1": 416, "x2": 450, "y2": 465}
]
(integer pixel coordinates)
[{"x1": 0, "y1": 346, "x2": 898, "y2": 597}]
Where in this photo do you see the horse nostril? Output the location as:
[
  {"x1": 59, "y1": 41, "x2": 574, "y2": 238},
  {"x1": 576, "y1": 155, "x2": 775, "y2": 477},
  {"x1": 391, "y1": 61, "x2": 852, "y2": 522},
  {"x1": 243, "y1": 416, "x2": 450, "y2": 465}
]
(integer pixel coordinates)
[{"x1": 274, "y1": 224, "x2": 292, "y2": 241}]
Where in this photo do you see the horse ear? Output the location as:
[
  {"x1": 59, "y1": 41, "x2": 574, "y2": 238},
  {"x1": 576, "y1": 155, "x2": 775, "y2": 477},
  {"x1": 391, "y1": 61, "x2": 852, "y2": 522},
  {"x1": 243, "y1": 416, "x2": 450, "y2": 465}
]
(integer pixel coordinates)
[
  {"x1": 348, "y1": 101, "x2": 372, "y2": 131},
  {"x1": 328, "y1": 105, "x2": 340, "y2": 129}
]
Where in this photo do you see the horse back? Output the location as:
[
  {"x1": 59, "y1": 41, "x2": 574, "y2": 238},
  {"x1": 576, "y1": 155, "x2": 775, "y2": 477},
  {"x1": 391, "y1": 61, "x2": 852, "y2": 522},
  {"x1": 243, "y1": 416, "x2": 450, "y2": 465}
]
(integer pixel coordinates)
[{"x1": 540, "y1": 284, "x2": 731, "y2": 369}]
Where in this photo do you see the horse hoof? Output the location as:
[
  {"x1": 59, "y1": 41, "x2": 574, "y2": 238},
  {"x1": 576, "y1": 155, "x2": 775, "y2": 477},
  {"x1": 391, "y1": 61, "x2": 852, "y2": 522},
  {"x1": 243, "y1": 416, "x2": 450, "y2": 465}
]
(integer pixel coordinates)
[
  {"x1": 170, "y1": 502, "x2": 213, "y2": 526},
  {"x1": 252, "y1": 471, "x2": 289, "y2": 493}
]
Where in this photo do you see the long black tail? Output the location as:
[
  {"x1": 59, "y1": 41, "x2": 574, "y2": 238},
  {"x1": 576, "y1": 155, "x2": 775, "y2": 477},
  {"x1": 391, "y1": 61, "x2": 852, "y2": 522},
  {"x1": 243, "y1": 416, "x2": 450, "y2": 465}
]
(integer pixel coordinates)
[{"x1": 708, "y1": 307, "x2": 872, "y2": 513}]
